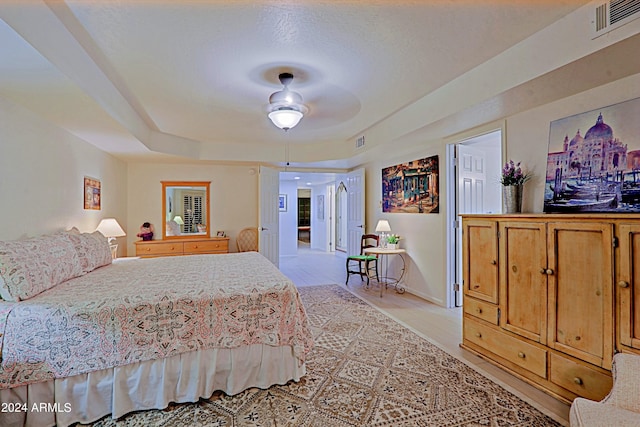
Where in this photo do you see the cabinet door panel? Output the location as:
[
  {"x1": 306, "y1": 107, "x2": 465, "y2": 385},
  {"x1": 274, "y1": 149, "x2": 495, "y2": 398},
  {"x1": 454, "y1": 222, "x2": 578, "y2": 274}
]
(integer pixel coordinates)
[
  {"x1": 619, "y1": 224, "x2": 640, "y2": 350},
  {"x1": 547, "y1": 222, "x2": 613, "y2": 368},
  {"x1": 500, "y1": 222, "x2": 547, "y2": 343},
  {"x1": 463, "y1": 219, "x2": 498, "y2": 303}
]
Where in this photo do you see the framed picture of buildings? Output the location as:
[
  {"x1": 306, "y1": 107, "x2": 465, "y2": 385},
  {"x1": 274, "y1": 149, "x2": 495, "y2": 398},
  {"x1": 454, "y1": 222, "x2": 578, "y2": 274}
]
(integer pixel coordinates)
[
  {"x1": 544, "y1": 97, "x2": 640, "y2": 213},
  {"x1": 382, "y1": 155, "x2": 439, "y2": 213},
  {"x1": 84, "y1": 176, "x2": 101, "y2": 210}
]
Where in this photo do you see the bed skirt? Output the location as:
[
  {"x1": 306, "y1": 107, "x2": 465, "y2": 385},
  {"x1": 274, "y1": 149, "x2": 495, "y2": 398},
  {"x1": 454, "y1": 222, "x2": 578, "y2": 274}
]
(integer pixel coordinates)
[{"x1": 0, "y1": 344, "x2": 305, "y2": 427}]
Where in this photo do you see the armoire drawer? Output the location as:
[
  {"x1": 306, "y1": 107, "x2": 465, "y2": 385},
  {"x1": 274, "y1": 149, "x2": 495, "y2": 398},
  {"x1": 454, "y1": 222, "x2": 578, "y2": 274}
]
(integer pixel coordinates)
[
  {"x1": 464, "y1": 317, "x2": 547, "y2": 378},
  {"x1": 549, "y1": 353, "x2": 612, "y2": 402},
  {"x1": 464, "y1": 297, "x2": 499, "y2": 325}
]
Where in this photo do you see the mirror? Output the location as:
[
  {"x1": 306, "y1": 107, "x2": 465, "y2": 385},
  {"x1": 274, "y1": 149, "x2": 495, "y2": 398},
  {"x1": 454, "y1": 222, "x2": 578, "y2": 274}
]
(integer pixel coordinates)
[{"x1": 162, "y1": 181, "x2": 211, "y2": 239}]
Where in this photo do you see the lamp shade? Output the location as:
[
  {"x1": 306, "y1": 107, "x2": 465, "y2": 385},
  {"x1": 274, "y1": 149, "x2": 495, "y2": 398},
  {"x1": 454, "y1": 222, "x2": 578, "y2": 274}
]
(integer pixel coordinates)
[
  {"x1": 375, "y1": 219, "x2": 391, "y2": 232},
  {"x1": 96, "y1": 218, "x2": 126, "y2": 238},
  {"x1": 173, "y1": 215, "x2": 184, "y2": 225},
  {"x1": 268, "y1": 109, "x2": 303, "y2": 130}
]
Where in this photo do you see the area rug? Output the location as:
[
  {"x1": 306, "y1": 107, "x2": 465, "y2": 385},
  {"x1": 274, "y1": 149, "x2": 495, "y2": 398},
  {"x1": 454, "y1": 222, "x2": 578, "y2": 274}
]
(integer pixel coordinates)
[{"x1": 82, "y1": 284, "x2": 562, "y2": 426}]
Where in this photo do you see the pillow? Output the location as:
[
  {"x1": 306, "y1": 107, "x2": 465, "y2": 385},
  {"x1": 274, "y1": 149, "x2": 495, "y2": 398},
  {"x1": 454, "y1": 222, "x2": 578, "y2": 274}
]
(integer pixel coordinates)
[
  {"x1": 0, "y1": 232, "x2": 84, "y2": 302},
  {"x1": 66, "y1": 231, "x2": 112, "y2": 273}
]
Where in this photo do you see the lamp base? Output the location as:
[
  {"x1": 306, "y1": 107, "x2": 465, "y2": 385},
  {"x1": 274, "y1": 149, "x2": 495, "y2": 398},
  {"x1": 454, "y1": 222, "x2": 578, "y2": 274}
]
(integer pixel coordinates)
[{"x1": 109, "y1": 244, "x2": 118, "y2": 259}]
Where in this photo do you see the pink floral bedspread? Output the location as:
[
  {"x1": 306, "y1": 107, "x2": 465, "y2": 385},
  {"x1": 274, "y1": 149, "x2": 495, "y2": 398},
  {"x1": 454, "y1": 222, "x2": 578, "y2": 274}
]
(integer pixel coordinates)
[{"x1": 0, "y1": 252, "x2": 313, "y2": 389}]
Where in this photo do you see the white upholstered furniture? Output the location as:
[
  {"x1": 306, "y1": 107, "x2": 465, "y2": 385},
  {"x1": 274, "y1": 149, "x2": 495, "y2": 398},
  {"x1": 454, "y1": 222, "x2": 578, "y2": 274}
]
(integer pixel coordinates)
[{"x1": 570, "y1": 353, "x2": 640, "y2": 426}]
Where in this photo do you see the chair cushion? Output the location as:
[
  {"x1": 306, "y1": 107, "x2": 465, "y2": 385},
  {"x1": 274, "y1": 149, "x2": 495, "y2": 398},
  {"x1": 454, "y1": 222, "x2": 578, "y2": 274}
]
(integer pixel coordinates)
[
  {"x1": 570, "y1": 397, "x2": 640, "y2": 427},
  {"x1": 348, "y1": 255, "x2": 377, "y2": 261}
]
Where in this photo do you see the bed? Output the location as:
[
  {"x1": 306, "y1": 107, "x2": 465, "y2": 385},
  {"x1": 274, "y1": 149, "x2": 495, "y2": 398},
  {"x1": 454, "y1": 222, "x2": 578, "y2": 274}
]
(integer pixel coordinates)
[{"x1": 0, "y1": 230, "x2": 313, "y2": 427}]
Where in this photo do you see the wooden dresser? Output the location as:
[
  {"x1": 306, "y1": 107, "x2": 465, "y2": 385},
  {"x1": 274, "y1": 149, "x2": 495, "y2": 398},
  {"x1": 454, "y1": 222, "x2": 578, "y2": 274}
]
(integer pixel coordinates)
[
  {"x1": 134, "y1": 237, "x2": 229, "y2": 258},
  {"x1": 460, "y1": 213, "x2": 640, "y2": 404}
]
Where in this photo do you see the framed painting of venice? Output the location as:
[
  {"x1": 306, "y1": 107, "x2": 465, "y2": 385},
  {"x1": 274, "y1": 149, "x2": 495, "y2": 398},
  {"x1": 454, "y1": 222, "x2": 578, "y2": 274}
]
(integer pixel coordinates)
[{"x1": 544, "y1": 97, "x2": 640, "y2": 213}]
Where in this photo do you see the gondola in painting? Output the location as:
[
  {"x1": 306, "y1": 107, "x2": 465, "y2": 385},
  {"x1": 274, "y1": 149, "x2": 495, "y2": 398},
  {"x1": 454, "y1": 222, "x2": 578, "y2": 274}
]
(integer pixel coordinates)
[{"x1": 544, "y1": 97, "x2": 640, "y2": 213}]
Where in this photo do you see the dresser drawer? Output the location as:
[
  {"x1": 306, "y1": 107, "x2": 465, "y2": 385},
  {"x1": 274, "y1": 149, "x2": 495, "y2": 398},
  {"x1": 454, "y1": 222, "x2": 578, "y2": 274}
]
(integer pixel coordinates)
[
  {"x1": 549, "y1": 353, "x2": 612, "y2": 401},
  {"x1": 464, "y1": 297, "x2": 498, "y2": 325},
  {"x1": 464, "y1": 317, "x2": 547, "y2": 378},
  {"x1": 136, "y1": 242, "x2": 183, "y2": 257},
  {"x1": 184, "y1": 239, "x2": 228, "y2": 254}
]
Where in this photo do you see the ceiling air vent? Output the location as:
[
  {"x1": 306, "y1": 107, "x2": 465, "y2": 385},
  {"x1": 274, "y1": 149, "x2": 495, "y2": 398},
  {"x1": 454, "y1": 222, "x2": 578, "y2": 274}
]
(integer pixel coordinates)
[
  {"x1": 592, "y1": 0, "x2": 640, "y2": 38},
  {"x1": 356, "y1": 136, "x2": 365, "y2": 149}
]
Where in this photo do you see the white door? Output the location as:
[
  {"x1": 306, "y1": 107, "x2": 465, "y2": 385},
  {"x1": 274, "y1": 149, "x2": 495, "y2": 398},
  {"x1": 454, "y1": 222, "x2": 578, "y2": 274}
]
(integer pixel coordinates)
[
  {"x1": 259, "y1": 166, "x2": 279, "y2": 266},
  {"x1": 458, "y1": 144, "x2": 488, "y2": 215},
  {"x1": 346, "y1": 168, "x2": 366, "y2": 257},
  {"x1": 327, "y1": 184, "x2": 335, "y2": 252},
  {"x1": 335, "y1": 182, "x2": 348, "y2": 252},
  {"x1": 448, "y1": 130, "x2": 502, "y2": 307}
]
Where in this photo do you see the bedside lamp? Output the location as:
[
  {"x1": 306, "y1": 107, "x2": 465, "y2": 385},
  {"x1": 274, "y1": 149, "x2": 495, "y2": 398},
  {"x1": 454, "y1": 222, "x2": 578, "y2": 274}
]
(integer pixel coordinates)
[
  {"x1": 375, "y1": 219, "x2": 391, "y2": 248},
  {"x1": 96, "y1": 218, "x2": 126, "y2": 259}
]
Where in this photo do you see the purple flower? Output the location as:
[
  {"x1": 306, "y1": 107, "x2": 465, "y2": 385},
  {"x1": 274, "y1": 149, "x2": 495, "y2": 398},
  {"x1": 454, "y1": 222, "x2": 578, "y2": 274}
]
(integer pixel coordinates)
[{"x1": 501, "y1": 160, "x2": 530, "y2": 186}]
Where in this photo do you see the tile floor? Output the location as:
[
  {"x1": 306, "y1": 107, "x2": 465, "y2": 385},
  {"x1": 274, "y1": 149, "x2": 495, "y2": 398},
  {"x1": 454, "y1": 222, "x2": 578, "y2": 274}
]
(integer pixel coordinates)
[{"x1": 279, "y1": 244, "x2": 571, "y2": 425}]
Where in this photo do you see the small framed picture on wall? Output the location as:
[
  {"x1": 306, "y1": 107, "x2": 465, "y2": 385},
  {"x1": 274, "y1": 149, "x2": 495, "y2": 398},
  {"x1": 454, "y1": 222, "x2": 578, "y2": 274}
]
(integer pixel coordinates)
[
  {"x1": 279, "y1": 194, "x2": 287, "y2": 212},
  {"x1": 84, "y1": 176, "x2": 101, "y2": 210}
]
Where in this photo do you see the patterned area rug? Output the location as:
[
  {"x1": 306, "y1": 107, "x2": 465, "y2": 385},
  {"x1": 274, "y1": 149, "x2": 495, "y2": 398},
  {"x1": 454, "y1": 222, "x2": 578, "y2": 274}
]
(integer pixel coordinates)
[{"x1": 83, "y1": 285, "x2": 561, "y2": 426}]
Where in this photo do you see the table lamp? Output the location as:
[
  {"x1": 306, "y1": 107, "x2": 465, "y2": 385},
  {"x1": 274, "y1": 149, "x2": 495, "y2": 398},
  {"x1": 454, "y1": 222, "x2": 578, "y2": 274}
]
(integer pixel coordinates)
[
  {"x1": 375, "y1": 219, "x2": 391, "y2": 248},
  {"x1": 96, "y1": 218, "x2": 126, "y2": 259}
]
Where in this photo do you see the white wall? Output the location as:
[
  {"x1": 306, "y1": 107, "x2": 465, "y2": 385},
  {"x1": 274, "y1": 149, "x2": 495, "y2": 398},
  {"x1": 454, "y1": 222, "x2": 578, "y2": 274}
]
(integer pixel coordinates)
[
  {"x1": 365, "y1": 147, "x2": 448, "y2": 306},
  {"x1": 127, "y1": 162, "x2": 259, "y2": 255},
  {"x1": 278, "y1": 180, "x2": 298, "y2": 257},
  {"x1": 0, "y1": 98, "x2": 127, "y2": 253},
  {"x1": 362, "y1": 72, "x2": 640, "y2": 306},
  {"x1": 509, "y1": 72, "x2": 640, "y2": 213}
]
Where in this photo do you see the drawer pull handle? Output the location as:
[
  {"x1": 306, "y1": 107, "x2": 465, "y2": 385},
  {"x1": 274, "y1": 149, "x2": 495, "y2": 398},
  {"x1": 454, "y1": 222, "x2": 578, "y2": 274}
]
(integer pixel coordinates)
[
  {"x1": 473, "y1": 284, "x2": 480, "y2": 289},
  {"x1": 475, "y1": 332, "x2": 482, "y2": 338},
  {"x1": 490, "y1": 260, "x2": 497, "y2": 265},
  {"x1": 518, "y1": 352, "x2": 525, "y2": 359},
  {"x1": 477, "y1": 308, "x2": 483, "y2": 314},
  {"x1": 574, "y1": 377, "x2": 583, "y2": 385},
  {"x1": 545, "y1": 269, "x2": 554, "y2": 275},
  {"x1": 618, "y1": 281, "x2": 630, "y2": 288},
  {"x1": 540, "y1": 268, "x2": 546, "y2": 274}
]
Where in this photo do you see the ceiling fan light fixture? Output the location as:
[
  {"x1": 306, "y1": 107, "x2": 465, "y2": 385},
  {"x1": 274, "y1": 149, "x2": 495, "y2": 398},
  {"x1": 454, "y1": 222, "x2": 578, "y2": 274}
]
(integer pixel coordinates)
[
  {"x1": 268, "y1": 72, "x2": 307, "y2": 131},
  {"x1": 268, "y1": 108, "x2": 304, "y2": 131}
]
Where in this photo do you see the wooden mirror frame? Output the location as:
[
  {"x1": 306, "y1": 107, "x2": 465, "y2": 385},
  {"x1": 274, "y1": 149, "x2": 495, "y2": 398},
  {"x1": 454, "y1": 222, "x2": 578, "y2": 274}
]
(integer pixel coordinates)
[{"x1": 161, "y1": 181, "x2": 211, "y2": 240}]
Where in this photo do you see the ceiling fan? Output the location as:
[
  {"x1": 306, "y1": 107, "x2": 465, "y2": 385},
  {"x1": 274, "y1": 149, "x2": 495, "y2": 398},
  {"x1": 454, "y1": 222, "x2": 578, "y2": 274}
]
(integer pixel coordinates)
[{"x1": 267, "y1": 72, "x2": 308, "y2": 131}]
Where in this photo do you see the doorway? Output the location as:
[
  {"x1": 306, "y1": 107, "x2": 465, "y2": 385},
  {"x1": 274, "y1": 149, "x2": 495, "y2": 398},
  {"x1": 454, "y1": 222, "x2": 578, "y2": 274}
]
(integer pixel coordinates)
[
  {"x1": 446, "y1": 129, "x2": 503, "y2": 307},
  {"x1": 335, "y1": 181, "x2": 348, "y2": 252},
  {"x1": 278, "y1": 171, "x2": 342, "y2": 255},
  {"x1": 297, "y1": 189, "x2": 311, "y2": 244}
]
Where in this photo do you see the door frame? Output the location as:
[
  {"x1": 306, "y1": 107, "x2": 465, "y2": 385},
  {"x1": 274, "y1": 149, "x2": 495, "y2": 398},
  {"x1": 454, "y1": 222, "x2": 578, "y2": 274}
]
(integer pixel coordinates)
[{"x1": 446, "y1": 126, "x2": 504, "y2": 307}]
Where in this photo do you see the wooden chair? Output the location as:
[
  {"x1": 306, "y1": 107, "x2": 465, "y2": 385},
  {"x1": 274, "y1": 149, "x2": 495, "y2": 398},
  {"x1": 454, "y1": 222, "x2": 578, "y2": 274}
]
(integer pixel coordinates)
[
  {"x1": 236, "y1": 227, "x2": 258, "y2": 252},
  {"x1": 345, "y1": 234, "x2": 380, "y2": 286}
]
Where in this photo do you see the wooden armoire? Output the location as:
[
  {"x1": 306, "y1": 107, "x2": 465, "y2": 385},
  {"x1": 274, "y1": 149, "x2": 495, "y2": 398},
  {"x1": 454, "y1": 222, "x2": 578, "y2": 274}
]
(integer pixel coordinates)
[{"x1": 461, "y1": 214, "x2": 640, "y2": 403}]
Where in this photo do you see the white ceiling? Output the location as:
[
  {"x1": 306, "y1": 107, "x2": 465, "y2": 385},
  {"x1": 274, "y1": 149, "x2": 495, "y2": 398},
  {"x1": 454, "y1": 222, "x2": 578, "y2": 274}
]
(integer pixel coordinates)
[{"x1": 0, "y1": 0, "x2": 612, "y2": 169}]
